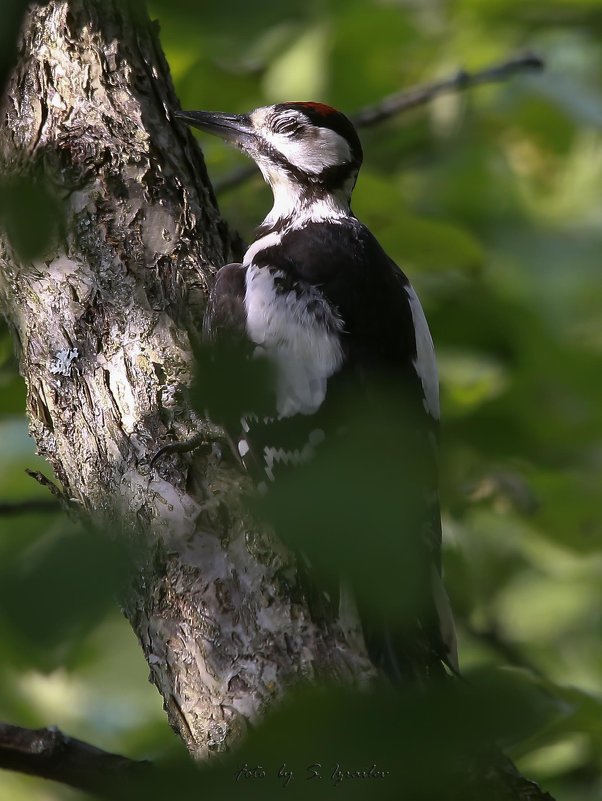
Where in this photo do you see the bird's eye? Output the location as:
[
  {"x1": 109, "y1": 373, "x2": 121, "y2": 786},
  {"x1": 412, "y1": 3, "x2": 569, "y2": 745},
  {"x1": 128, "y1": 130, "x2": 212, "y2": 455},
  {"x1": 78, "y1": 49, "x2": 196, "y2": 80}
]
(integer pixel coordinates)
[{"x1": 273, "y1": 119, "x2": 301, "y2": 136}]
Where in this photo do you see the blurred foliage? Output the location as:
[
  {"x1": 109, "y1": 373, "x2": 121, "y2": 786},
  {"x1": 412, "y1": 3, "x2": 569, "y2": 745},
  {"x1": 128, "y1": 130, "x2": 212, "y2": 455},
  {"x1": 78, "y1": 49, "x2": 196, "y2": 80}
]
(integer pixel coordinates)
[
  {"x1": 1, "y1": 0, "x2": 602, "y2": 799},
  {"x1": 0, "y1": 0, "x2": 30, "y2": 96},
  {"x1": 102, "y1": 676, "x2": 564, "y2": 801},
  {"x1": 0, "y1": 170, "x2": 64, "y2": 262}
]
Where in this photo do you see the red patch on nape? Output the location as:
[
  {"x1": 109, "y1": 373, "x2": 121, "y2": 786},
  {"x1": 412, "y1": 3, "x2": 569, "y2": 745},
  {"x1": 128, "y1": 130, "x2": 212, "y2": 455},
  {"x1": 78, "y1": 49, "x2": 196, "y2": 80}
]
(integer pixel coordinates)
[{"x1": 289, "y1": 101, "x2": 338, "y2": 117}]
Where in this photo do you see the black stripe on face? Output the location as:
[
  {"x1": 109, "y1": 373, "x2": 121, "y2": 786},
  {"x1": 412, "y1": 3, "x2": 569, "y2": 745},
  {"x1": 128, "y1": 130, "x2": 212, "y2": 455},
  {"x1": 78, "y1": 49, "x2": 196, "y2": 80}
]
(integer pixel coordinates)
[{"x1": 256, "y1": 139, "x2": 358, "y2": 194}]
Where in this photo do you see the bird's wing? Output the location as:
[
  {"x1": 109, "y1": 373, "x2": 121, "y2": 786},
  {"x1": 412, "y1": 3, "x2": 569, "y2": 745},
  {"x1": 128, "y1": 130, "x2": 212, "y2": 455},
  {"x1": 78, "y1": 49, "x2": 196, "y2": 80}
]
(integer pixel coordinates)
[{"x1": 202, "y1": 262, "x2": 248, "y2": 343}]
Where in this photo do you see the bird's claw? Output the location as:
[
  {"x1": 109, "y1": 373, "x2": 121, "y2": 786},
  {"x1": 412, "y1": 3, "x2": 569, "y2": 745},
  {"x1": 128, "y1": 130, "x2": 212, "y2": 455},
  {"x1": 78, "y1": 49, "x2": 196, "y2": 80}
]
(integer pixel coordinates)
[{"x1": 150, "y1": 433, "x2": 207, "y2": 469}]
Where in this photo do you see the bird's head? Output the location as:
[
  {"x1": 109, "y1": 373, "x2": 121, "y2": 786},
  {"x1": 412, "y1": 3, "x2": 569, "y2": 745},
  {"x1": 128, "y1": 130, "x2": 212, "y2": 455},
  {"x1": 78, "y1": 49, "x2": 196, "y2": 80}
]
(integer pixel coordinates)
[{"x1": 176, "y1": 102, "x2": 363, "y2": 216}]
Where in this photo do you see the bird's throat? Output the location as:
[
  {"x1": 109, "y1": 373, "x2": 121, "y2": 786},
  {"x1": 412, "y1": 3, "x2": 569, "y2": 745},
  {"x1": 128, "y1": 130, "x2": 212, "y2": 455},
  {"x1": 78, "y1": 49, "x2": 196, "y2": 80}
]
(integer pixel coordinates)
[{"x1": 261, "y1": 173, "x2": 352, "y2": 231}]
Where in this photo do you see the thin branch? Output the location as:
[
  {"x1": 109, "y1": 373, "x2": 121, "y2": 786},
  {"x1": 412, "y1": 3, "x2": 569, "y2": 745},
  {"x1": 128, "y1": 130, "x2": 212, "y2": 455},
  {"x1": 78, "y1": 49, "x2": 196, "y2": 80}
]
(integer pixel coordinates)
[
  {"x1": 25, "y1": 468, "x2": 64, "y2": 500},
  {"x1": 0, "y1": 722, "x2": 150, "y2": 794},
  {"x1": 213, "y1": 163, "x2": 257, "y2": 194},
  {"x1": 0, "y1": 499, "x2": 60, "y2": 515},
  {"x1": 461, "y1": 618, "x2": 544, "y2": 678},
  {"x1": 24, "y1": 468, "x2": 75, "y2": 514},
  {"x1": 213, "y1": 51, "x2": 544, "y2": 194},
  {"x1": 352, "y1": 50, "x2": 544, "y2": 127}
]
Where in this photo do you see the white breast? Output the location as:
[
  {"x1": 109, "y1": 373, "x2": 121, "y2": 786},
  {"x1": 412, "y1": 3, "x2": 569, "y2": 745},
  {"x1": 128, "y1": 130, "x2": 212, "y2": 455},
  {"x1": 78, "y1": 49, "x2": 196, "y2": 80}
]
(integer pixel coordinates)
[{"x1": 244, "y1": 263, "x2": 344, "y2": 418}]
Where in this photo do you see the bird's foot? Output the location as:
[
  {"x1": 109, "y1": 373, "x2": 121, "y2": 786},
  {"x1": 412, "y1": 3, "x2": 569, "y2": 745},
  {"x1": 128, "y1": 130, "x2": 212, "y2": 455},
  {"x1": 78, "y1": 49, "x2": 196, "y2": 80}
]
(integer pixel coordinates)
[{"x1": 150, "y1": 422, "x2": 229, "y2": 469}]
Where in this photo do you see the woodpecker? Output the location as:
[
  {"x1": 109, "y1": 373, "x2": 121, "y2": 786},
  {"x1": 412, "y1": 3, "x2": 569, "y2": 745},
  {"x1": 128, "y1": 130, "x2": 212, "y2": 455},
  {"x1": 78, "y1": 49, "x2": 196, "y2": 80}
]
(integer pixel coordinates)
[{"x1": 174, "y1": 101, "x2": 458, "y2": 678}]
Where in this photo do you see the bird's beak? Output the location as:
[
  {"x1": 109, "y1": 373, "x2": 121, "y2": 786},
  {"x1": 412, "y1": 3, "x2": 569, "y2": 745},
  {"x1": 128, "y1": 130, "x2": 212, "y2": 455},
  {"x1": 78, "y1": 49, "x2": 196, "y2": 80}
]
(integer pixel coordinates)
[{"x1": 174, "y1": 110, "x2": 255, "y2": 148}]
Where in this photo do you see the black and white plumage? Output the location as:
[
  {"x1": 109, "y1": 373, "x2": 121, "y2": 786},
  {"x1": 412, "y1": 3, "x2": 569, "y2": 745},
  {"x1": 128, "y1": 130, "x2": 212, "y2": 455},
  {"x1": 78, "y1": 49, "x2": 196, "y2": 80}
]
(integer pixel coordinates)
[{"x1": 176, "y1": 101, "x2": 458, "y2": 677}]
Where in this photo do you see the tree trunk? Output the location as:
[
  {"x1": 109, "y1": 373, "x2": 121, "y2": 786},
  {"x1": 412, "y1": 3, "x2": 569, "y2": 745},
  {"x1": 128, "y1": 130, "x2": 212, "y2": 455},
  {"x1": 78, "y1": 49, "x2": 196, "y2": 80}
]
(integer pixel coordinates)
[{"x1": 0, "y1": 0, "x2": 374, "y2": 760}]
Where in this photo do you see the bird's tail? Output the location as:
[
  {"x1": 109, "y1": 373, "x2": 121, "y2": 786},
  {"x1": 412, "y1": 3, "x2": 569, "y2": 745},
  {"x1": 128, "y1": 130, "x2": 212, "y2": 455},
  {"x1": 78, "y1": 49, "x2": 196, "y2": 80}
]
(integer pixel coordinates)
[{"x1": 361, "y1": 568, "x2": 459, "y2": 682}]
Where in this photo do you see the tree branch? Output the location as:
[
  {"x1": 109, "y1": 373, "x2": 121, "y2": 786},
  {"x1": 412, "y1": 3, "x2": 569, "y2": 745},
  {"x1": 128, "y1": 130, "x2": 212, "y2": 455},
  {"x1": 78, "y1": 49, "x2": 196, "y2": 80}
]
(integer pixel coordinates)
[
  {"x1": 0, "y1": 498, "x2": 60, "y2": 515},
  {"x1": 352, "y1": 51, "x2": 544, "y2": 127},
  {"x1": 214, "y1": 51, "x2": 544, "y2": 193},
  {"x1": 0, "y1": 722, "x2": 149, "y2": 794},
  {"x1": 461, "y1": 618, "x2": 545, "y2": 679}
]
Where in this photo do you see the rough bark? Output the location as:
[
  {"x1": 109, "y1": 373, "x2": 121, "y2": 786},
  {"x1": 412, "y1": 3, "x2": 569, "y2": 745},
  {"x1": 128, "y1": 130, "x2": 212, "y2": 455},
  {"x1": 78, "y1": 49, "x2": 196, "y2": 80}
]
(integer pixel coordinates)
[{"x1": 0, "y1": 0, "x2": 373, "y2": 760}]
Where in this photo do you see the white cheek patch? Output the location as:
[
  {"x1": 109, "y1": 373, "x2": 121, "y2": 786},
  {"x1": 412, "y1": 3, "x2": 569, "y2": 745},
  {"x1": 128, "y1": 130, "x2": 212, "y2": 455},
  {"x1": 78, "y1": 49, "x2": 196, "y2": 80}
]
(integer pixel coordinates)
[
  {"x1": 264, "y1": 127, "x2": 352, "y2": 175},
  {"x1": 244, "y1": 264, "x2": 345, "y2": 418},
  {"x1": 405, "y1": 286, "x2": 440, "y2": 419}
]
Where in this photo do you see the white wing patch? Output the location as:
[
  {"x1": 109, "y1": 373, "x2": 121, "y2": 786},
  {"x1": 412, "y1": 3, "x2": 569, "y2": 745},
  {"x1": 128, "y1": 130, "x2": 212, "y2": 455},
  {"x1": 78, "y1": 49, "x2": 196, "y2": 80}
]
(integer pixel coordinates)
[
  {"x1": 431, "y1": 566, "x2": 459, "y2": 673},
  {"x1": 405, "y1": 286, "x2": 440, "y2": 420},
  {"x1": 244, "y1": 263, "x2": 344, "y2": 418},
  {"x1": 263, "y1": 428, "x2": 325, "y2": 482}
]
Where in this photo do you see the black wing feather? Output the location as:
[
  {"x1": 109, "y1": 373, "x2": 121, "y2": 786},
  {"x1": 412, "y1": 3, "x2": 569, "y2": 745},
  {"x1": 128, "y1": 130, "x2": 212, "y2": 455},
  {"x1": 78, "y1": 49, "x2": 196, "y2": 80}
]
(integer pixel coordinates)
[{"x1": 202, "y1": 262, "x2": 247, "y2": 343}]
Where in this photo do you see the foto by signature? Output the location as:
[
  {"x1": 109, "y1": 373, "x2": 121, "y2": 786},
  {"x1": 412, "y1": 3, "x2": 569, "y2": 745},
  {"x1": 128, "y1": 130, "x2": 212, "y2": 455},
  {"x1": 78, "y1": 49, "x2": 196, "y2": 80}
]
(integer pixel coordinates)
[{"x1": 235, "y1": 761, "x2": 390, "y2": 787}]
